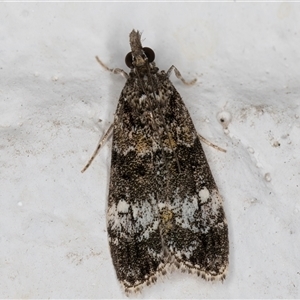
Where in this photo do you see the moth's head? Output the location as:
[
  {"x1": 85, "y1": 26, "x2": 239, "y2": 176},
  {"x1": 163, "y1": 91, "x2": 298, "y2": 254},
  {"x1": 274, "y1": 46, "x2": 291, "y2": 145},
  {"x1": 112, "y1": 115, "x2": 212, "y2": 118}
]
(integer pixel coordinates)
[
  {"x1": 126, "y1": 30, "x2": 155, "y2": 69},
  {"x1": 125, "y1": 47, "x2": 155, "y2": 69}
]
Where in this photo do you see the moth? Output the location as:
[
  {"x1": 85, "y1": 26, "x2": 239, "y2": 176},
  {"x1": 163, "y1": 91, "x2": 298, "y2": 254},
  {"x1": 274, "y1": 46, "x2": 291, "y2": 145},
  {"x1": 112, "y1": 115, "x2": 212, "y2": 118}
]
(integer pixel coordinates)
[{"x1": 82, "y1": 30, "x2": 229, "y2": 293}]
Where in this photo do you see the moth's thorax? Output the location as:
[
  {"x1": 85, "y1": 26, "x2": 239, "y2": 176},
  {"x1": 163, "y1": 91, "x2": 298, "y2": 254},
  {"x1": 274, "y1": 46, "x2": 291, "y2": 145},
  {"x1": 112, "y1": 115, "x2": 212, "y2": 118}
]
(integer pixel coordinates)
[
  {"x1": 131, "y1": 61, "x2": 159, "y2": 79},
  {"x1": 122, "y1": 69, "x2": 173, "y2": 114}
]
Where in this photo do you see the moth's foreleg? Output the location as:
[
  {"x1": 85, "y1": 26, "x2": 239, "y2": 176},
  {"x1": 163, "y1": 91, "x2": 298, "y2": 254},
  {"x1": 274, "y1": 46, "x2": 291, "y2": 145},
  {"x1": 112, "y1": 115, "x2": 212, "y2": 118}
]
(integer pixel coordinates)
[
  {"x1": 81, "y1": 124, "x2": 114, "y2": 173},
  {"x1": 96, "y1": 56, "x2": 129, "y2": 79},
  {"x1": 166, "y1": 65, "x2": 197, "y2": 85}
]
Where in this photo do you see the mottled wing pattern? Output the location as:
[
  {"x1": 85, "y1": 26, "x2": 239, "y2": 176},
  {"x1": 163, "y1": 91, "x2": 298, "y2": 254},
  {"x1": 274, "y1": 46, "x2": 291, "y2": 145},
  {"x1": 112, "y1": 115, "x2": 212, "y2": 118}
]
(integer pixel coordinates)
[
  {"x1": 107, "y1": 72, "x2": 228, "y2": 292},
  {"x1": 156, "y1": 74, "x2": 229, "y2": 279},
  {"x1": 107, "y1": 76, "x2": 167, "y2": 291},
  {"x1": 102, "y1": 30, "x2": 229, "y2": 293}
]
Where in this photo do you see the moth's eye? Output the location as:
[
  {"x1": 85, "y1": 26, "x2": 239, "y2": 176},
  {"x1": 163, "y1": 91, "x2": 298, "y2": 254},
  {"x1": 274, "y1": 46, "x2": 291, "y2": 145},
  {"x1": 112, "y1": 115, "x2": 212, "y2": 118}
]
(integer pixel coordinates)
[
  {"x1": 143, "y1": 47, "x2": 155, "y2": 62},
  {"x1": 125, "y1": 52, "x2": 134, "y2": 68}
]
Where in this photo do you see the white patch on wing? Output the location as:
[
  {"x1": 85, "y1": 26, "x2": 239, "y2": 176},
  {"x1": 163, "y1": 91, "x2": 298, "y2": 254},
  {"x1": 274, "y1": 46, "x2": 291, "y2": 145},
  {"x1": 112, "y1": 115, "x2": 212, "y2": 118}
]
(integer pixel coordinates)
[
  {"x1": 170, "y1": 188, "x2": 200, "y2": 233},
  {"x1": 179, "y1": 195, "x2": 201, "y2": 232},
  {"x1": 139, "y1": 94, "x2": 147, "y2": 105},
  {"x1": 168, "y1": 187, "x2": 225, "y2": 234},
  {"x1": 158, "y1": 202, "x2": 166, "y2": 210},
  {"x1": 199, "y1": 187, "x2": 210, "y2": 203},
  {"x1": 107, "y1": 193, "x2": 159, "y2": 241},
  {"x1": 132, "y1": 195, "x2": 159, "y2": 239},
  {"x1": 117, "y1": 200, "x2": 129, "y2": 213}
]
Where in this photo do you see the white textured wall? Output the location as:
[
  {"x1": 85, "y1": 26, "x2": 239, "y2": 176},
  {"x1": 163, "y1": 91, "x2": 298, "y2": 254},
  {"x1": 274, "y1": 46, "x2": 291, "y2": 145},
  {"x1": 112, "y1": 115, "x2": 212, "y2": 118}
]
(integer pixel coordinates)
[{"x1": 1, "y1": 2, "x2": 299, "y2": 298}]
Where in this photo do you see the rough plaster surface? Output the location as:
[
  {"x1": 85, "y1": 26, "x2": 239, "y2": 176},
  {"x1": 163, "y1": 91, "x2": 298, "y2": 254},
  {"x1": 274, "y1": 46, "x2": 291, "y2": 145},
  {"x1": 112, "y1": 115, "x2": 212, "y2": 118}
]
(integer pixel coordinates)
[{"x1": 1, "y1": 2, "x2": 300, "y2": 298}]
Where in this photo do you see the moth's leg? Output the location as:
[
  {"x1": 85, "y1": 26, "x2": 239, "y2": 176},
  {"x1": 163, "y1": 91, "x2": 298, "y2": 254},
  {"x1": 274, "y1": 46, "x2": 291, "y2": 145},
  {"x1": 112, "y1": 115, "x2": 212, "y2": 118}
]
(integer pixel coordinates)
[
  {"x1": 166, "y1": 66, "x2": 224, "y2": 152},
  {"x1": 166, "y1": 65, "x2": 197, "y2": 85},
  {"x1": 81, "y1": 124, "x2": 114, "y2": 173},
  {"x1": 96, "y1": 56, "x2": 129, "y2": 79},
  {"x1": 198, "y1": 134, "x2": 226, "y2": 153}
]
